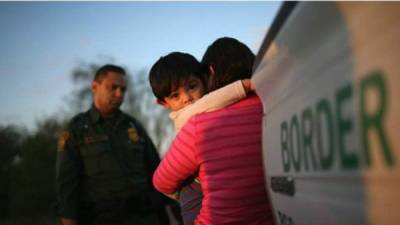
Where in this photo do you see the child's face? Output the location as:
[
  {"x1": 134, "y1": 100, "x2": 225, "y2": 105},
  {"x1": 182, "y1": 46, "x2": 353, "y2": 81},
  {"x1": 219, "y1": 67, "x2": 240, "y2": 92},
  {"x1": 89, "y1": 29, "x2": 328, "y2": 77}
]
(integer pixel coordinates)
[{"x1": 161, "y1": 76, "x2": 205, "y2": 111}]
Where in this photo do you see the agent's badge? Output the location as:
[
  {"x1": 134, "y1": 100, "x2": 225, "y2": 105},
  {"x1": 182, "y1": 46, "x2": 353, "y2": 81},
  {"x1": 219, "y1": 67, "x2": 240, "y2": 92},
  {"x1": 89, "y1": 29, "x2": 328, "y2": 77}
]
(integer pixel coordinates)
[
  {"x1": 127, "y1": 128, "x2": 139, "y2": 143},
  {"x1": 57, "y1": 131, "x2": 70, "y2": 152}
]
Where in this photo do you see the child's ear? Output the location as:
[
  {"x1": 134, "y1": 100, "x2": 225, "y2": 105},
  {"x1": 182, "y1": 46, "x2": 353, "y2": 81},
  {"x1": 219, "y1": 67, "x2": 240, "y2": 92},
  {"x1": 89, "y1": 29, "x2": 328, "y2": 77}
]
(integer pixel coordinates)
[{"x1": 156, "y1": 99, "x2": 165, "y2": 106}]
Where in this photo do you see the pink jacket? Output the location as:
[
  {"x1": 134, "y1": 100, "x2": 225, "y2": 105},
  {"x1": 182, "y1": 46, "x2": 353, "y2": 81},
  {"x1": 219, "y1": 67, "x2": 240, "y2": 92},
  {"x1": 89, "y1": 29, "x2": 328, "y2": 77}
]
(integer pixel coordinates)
[{"x1": 153, "y1": 95, "x2": 275, "y2": 225}]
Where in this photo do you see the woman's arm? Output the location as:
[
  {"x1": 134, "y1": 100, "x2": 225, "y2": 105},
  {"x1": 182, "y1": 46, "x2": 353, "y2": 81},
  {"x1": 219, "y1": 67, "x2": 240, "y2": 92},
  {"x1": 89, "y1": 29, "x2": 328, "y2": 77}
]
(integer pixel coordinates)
[{"x1": 152, "y1": 121, "x2": 199, "y2": 194}]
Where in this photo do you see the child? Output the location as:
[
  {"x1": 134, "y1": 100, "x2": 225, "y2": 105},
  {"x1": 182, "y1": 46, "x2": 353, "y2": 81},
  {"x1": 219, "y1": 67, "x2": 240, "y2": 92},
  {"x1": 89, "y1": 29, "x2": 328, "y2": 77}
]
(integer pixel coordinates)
[{"x1": 149, "y1": 52, "x2": 253, "y2": 224}]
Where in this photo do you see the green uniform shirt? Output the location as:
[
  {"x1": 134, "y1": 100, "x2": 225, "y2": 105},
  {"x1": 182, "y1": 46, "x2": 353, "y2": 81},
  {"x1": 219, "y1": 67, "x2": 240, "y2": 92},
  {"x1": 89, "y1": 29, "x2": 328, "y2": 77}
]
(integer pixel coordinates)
[{"x1": 56, "y1": 106, "x2": 165, "y2": 219}]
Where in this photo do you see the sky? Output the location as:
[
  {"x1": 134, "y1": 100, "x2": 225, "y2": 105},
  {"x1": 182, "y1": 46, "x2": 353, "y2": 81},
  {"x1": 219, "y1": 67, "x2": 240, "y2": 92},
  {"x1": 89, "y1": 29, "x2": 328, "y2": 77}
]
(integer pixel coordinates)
[{"x1": 0, "y1": 1, "x2": 281, "y2": 130}]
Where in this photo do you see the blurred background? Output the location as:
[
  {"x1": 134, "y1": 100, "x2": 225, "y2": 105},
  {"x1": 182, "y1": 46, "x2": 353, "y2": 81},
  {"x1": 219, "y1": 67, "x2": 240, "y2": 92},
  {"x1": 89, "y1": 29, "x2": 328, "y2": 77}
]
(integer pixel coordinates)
[{"x1": 0, "y1": 2, "x2": 280, "y2": 224}]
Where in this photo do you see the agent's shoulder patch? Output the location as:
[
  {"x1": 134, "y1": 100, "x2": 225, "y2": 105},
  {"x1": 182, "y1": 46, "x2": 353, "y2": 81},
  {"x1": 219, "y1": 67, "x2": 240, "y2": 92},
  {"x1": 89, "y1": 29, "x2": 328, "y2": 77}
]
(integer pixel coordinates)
[
  {"x1": 127, "y1": 127, "x2": 139, "y2": 143},
  {"x1": 57, "y1": 131, "x2": 70, "y2": 152}
]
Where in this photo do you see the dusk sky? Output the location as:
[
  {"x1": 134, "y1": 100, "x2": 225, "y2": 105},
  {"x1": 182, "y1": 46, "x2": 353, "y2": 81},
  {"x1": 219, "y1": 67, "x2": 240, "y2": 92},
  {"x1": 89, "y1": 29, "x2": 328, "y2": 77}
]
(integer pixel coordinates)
[{"x1": 0, "y1": 2, "x2": 281, "y2": 130}]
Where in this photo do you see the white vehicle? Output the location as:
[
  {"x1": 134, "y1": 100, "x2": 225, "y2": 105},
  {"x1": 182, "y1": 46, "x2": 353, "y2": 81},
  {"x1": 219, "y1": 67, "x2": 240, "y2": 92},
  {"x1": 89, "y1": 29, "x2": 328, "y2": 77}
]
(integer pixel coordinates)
[{"x1": 252, "y1": 2, "x2": 400, "y2": 225}]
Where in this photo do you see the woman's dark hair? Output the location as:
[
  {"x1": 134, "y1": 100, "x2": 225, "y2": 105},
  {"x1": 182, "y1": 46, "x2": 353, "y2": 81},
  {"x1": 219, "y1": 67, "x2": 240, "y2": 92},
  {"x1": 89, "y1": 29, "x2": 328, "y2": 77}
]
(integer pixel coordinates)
[{"x1": 202, "y1": 37, "x2": 255, "y2": 92}]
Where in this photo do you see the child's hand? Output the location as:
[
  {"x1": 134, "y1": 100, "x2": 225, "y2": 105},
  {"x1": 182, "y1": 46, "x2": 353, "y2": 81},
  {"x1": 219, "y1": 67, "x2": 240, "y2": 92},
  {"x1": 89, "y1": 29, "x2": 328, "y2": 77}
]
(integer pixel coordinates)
[
  {"x1": 241, "y1": 79, "x2": 255, "y2": 94},
  {"x1": 164, "y1": 192, "x2": 179, "y2": 200}
]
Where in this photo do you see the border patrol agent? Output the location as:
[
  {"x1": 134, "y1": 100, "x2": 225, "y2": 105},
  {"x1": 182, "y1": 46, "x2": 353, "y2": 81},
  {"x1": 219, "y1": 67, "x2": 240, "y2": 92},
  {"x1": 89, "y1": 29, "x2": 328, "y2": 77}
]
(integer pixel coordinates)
[{"x1": 56, "y1": 64, "x2": 172, "y2": 225}]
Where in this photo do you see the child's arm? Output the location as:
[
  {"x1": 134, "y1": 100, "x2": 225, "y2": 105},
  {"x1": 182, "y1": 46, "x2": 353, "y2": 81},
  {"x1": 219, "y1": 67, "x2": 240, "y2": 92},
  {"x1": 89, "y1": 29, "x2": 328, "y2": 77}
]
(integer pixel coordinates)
[
  {"x1": 173, "y1": 79, "x2": 253, "y2": 130},
  {"x1": 197, "y1": 79, "x2": 253, "y2": 112}
]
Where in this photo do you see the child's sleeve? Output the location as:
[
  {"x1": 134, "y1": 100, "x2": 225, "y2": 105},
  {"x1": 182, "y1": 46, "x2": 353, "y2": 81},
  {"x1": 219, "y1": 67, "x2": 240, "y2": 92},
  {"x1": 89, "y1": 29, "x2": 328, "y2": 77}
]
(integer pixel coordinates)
[{"x1": 174, "y1": 80, "x2": 246, "y2": 130}]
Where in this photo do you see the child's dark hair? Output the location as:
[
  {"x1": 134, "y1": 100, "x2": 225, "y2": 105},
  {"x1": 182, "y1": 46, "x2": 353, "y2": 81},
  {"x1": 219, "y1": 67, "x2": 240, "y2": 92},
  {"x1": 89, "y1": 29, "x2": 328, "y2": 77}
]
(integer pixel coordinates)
[
  {"x1": 202, "y1": 37, "x2": 255, "y2": 92},
  {"x1": 149, "y1": 52, "x2": 207, "y2": 102}
]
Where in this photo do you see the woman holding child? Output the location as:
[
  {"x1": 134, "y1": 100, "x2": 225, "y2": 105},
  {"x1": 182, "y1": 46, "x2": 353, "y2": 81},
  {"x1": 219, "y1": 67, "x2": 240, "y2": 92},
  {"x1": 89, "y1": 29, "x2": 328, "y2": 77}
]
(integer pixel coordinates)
[{"x1": 150, "y1": 37, "x2": 275, "y2": 225}]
